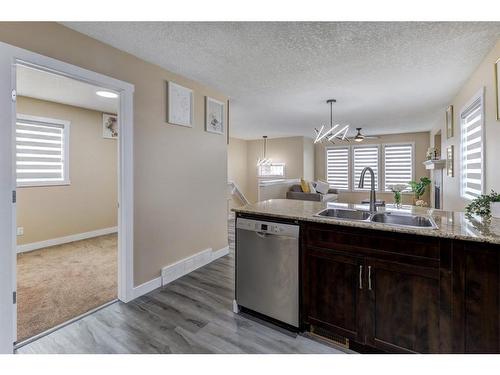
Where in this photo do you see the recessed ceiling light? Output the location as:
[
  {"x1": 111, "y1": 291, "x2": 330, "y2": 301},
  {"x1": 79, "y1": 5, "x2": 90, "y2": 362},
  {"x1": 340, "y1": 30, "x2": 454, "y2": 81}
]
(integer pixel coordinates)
[{"x1": 96, "y1": 90, "x2": 118, "y2": 99}]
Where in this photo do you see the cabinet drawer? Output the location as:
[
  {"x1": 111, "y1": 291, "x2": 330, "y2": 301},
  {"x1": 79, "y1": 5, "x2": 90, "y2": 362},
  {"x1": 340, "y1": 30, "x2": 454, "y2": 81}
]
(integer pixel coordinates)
[{"x1": 304, "y1": 223, "x2": 441, "y2": 260}]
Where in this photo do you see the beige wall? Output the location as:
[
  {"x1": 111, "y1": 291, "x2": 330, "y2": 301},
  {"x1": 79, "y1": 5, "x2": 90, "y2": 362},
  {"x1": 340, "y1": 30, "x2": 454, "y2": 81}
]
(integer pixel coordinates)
[
  {"x1": 0, "y1": 22, "x2": 229, "y2": 286},
  {"x1": 245, "y1": 136, "x2": 314, "y2": 203},
  {"x1": 315, "y1": 132, "x2": 430, "y2": 205},
  {"x1": 430, "y1": 40, "x2": 500, "y2": 212},
  {"x1": 227, "y1": 137, "x2": 248, "y2": 199},
  {"x1": 16, "y1": 97, "x2": 117, "y2": 245},
  {"x1": 303, "y1": 137, "x2": 315, "y2": 181}
]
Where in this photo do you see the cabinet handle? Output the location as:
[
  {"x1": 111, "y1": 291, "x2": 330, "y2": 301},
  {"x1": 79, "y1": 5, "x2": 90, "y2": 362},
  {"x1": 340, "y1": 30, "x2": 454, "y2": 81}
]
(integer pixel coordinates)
[
  {"x1": 359, "y1": 265, "x2": 363, "y2": 289},
  {"x1": 368, "y1": 266, "x2": 372, "y2": 291}
]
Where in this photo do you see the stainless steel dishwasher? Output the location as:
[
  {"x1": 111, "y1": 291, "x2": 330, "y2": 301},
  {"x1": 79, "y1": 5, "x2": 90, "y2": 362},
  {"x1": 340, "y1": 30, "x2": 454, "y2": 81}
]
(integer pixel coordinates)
[{"x1": 236, "y1": 217, "x2": 299, "y2": 328}]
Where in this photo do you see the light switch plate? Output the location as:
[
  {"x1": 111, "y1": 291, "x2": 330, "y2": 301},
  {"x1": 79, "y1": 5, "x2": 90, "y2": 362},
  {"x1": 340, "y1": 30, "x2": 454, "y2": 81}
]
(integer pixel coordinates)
[{"x1": 16, "y1": 227, "x2": 24, "y2": 236}]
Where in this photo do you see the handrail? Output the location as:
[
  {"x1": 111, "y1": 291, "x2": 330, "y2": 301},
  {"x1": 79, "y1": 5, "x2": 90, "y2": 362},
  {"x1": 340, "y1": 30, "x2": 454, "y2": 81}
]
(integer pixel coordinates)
[{"x1": 227, "y1": 181, "x2": 249, "y2": 206}]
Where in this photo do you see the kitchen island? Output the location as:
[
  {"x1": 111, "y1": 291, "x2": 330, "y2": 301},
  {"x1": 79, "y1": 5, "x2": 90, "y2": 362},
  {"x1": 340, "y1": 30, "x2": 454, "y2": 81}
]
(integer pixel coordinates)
[{"x1": 233, "y1": 199, "x2": 500, "y2": 353}]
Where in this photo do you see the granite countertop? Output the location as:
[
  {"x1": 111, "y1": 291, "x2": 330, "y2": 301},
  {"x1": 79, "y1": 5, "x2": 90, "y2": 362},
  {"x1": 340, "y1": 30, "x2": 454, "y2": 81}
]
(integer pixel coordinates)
[{"x1": 232, "y1": 199, "x2": 500, "y2": 245}]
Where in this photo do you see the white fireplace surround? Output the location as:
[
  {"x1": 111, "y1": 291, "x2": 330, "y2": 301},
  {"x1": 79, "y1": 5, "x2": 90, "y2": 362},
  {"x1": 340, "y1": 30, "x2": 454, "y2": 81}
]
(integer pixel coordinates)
[{"x1": 424, "y1": 160, "x2": 446, "y2": 209}]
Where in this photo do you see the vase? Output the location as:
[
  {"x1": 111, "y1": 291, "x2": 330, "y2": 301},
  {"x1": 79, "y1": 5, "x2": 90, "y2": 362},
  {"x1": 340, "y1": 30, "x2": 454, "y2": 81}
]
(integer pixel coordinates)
[
  {"x1": 491, "y1": 202, "x2": 500, "y2": 219},
  {"x1": 393, "y1": 191, "x2": 402, "y2": 208}
]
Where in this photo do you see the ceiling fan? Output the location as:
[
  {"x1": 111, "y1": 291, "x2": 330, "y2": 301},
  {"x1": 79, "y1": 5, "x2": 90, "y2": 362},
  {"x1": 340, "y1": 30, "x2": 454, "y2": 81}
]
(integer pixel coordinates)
[{"x1": 353, "y1": 128, "x2": 380, "y2": 142}]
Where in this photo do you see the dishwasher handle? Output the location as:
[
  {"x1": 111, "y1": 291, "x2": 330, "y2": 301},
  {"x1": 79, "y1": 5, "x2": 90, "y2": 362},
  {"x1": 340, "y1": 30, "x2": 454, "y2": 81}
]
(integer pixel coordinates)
[{"x1": 255, "y1": 231, "x2": 270, "y2": 238}]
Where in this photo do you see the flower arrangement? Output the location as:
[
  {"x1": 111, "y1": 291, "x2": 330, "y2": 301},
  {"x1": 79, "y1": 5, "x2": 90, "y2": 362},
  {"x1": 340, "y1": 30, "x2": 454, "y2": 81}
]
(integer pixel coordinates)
[
  {"x1": 415, "y1": 199, "x2": 428, "y2": 207},
  {"x1": 426, "y1": 147, "x2": 437, "y2": 160},
  {"x1": 388, "y1": 184, "x2": 407, "y2": 208}
]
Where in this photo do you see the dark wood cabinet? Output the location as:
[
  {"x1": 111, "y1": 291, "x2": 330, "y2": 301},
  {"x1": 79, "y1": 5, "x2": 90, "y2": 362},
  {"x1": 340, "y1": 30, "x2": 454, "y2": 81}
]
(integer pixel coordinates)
[
  {"x1": 451, "y1": 241, "x2": 500, "y2": 353},
  {"x1": 365, "y1": 258, "x2": 440, "y2": 353},
  {"x1": 302, "y1": 222, "x2": 443, "y2": 353},
  {"x1": 301, "y1": 221, "x2": 500, "y2": 354},
  {"x1": 305, "y1": 248, "x2": 364, "y2": 343}
]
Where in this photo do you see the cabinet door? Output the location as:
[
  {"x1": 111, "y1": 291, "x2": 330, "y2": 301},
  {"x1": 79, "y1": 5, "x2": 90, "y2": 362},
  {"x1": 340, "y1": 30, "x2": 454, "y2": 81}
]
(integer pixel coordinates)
[
  {"x1": 452, "y1": 243, "x2": 500, "y2": 353},
  {"x1": 305, "y1": 248, "x2": 365, "y2": 342},
  {"x1": 366, "y1": 259, "x2": 440, "y2": 353}
]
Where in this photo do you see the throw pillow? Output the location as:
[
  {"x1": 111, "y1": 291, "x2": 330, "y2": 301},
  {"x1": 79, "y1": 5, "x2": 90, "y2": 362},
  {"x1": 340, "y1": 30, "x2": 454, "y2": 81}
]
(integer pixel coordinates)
[
  {"x1": 300, "y1": 178, "x2": 310, "y2": 193},
  {"x1": 308, "y1": 181, "x2": 317, "y2": 193},
  {"x1": 315, "y1": 180, "x2": 330, "y2": 195}
]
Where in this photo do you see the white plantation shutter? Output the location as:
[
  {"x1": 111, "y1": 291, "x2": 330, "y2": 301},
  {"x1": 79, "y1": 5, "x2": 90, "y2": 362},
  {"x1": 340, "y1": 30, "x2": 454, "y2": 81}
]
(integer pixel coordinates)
[
  {"x1": 16, "y1": 115, "x2": 70, "y2": 187},
  {"x1": 326, "y1": 146, "x2": 349, "y2": 190},
  {"x1": 383, "y1": 144, "x2": 414, "y2": 191},
  {"x1": 461, "y1": 94, "x2": 484, "y2": 200},
  {"x1": 353, "y1": 145, "x2": 379, "y2": 191}
]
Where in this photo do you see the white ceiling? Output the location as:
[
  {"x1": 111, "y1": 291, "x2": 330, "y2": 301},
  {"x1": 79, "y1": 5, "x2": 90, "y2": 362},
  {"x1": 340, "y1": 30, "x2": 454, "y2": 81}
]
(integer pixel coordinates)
[
  {"x1": 17, "y1": 64, "x2": 119, "y2": 113},
  {"x1": 62, "y1": 22, "x2": 500, "y2": 139}
]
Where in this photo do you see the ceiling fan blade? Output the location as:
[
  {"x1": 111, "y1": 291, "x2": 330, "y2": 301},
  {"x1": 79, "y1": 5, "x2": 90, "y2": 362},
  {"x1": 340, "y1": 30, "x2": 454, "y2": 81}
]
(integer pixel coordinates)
[{"x1": 364, "y1": 135, "x2": 380, "y2": 139}]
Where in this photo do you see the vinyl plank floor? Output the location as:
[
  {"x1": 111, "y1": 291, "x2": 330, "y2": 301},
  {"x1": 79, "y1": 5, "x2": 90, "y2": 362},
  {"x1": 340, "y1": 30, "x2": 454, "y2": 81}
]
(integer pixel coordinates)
[{"x1": 17, "y1": 242, "x2": 347, "y2": 354}]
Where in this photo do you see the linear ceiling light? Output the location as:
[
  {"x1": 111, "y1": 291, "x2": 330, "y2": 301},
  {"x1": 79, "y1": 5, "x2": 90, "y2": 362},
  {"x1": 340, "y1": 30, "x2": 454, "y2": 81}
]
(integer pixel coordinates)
[{"x1": 314, "y1": 99, "x2": 351, "y2": 144}]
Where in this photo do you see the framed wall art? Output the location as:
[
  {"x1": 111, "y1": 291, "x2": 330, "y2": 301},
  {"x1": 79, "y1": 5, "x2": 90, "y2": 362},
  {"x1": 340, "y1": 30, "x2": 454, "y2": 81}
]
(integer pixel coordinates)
[
  {"x1": 446, "y1": 105, "x2": 454, "y2": 139},
  {"x1": 102, "y1": 113, "x2": 118, "y2": 139},
  {"x1": 167, "y1": 81, "x2": 193, "y2": 127},
  {"x1": 205, "y1": 96, "x2": 224, "y2": 135},
  {"x1": 446, "y1": 145, "x2": 454, "y2": 177},
  {"x1": 495, "y1": 58, "x2": 500, "y2": 120}
]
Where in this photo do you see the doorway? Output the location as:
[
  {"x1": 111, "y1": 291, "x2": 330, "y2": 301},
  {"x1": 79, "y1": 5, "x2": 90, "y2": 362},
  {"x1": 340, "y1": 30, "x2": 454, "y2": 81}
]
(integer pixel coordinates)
[
  {"x1": 0, "y1": 42, "x2": 134, "y2": 353},
  {"x1": 15, "y1": 65, "x2": 121, "y2": 343}
]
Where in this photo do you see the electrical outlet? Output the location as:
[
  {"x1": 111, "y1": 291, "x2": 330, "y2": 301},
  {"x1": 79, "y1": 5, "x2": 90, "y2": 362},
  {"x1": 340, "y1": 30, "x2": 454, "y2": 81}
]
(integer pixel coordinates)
[{"x1": 16, "y1": 227, "x2": 24, "y2": 236}]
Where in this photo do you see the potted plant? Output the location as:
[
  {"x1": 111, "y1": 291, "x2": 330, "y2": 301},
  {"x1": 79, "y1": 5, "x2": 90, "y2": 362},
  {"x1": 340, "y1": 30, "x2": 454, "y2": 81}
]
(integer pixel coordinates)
[
  {"x1": 408, "y1": 177, "x2": 431, "y2": 204},
  {"x1": 465, "y1": 190, "x2": 500, "y2": 219},
  {"x1": 387, "y1": 184, "x2": 406, "y2": 208}
]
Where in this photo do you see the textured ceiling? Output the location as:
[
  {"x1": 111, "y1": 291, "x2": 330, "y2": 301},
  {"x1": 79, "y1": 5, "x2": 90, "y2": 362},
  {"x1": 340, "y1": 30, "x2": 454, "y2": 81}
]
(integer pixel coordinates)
[
  {"x1": 17, "y1": 65, "x2": 119, "y2": 113},
  {"x1": 62, "y1": 22, "x2": 500, "y2": 139}
]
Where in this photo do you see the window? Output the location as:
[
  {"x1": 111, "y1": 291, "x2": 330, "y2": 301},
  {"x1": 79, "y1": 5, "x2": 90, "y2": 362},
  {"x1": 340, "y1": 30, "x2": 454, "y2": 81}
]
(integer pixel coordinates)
[
  {"x1": 460, "y1": 90, "x2": 484, "y2": 200},
  {"x1": 353, "y1": 145, "x2": 379, "y2": 191},
  {"x1": 383, "y1": 143, "x2": 414, "y2": 192},
  {"x1": 258, "y1": 163, "x2": 285, "y2": 178},
  {"x1": 16, "y1": 115, "x2": 70, "y2": 187},
  {"x1": 325, "y1": 143, "x2": 415, "y2": 193},
  {"x1": 325, "y1": 146, "x2": 349, "y2": 190}
]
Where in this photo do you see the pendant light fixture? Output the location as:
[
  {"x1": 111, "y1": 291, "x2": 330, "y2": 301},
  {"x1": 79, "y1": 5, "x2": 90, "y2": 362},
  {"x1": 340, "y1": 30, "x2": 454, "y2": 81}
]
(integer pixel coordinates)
[
  {"x1": 257, "y1": 136, "x2": 272, "y2": 166},
  {"x1": 314, "y1": 99, "x2": 350, "y2": 144}
]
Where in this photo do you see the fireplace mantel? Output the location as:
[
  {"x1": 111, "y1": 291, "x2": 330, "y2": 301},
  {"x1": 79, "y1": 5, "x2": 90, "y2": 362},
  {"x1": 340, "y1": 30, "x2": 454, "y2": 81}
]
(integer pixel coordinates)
[{"x1": 423, "y1": 159, "x2": 446, "y2": 170}]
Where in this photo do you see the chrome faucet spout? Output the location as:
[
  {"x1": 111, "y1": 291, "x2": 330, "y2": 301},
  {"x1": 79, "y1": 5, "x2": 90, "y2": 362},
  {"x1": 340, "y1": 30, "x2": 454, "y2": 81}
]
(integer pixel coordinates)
[{"x1": 359, "y1": 167, "x2": 377, "y2": 213}]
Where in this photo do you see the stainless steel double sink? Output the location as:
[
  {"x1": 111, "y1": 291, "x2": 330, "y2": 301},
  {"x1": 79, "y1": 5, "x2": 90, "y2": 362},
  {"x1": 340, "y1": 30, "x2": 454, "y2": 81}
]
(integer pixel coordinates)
[{"x1": 315, "y1": 208, "x2": 438, "y2": 229}]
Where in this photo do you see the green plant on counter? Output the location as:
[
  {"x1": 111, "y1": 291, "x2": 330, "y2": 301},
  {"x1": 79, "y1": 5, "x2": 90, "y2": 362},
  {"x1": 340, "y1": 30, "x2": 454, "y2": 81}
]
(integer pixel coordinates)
[
  {"x1": 408, "y1": 177, "x2": 431, "y2": 199},
  {"x1": 465, "y1": 190, "x2": 500, "y2": 219}
]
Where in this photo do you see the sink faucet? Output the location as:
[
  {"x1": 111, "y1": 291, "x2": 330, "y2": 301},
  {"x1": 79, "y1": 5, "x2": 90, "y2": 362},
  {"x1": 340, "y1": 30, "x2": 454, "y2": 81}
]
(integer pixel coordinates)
[{"x1": 358, "y1": 167, "x2": 377, "y2": 213}]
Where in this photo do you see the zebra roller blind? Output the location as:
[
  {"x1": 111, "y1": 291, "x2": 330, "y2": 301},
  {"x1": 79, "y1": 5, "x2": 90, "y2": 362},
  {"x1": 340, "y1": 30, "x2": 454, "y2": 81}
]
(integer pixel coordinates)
[
  {"x1": 353, "y1": 145, "x2": 379, "y2": 191},
  {"x1": 460, "y1": 95, "x2": 484, "y2": 200},
  {"x1": 383, "y1": 143, "x2": 414, "y2": 192},
  {"x1": 16, "y1": 115, "x2": 70, "y2": 187},
  {"x1": 326, "y1": 146, "x2": 349, "y2": 190}
]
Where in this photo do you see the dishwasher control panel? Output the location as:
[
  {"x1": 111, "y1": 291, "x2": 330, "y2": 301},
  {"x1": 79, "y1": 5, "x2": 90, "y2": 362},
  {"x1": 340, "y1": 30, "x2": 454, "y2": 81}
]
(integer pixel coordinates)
[{"x1": 236, "y1": 218, "x2": 299, "y2": 237}]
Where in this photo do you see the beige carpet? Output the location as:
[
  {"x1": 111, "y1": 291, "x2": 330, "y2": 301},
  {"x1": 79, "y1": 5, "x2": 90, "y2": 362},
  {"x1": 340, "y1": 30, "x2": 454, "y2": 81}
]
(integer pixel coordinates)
[{"x1": 17, "y1": 234, "x2": 117, "y2": 342}]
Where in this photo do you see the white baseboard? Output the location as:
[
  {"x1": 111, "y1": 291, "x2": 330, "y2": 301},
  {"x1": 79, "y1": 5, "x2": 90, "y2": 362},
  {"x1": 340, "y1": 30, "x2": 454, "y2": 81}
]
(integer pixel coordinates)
[
  {"x1": 16, "y1": 226, "x2": 118, "y2": 253},
  {"x1": 130, "y1": 245, "x2": 230, "y2": 301},
  {"x1": 212, "y1": 245, "x2": 230, "y2": 260},
  {"x1": 161, "y1": 245, "x2": 230, "y2": 287},
  {"x1": 131, "y1": 276, "x2": 162, "y2": 300}
]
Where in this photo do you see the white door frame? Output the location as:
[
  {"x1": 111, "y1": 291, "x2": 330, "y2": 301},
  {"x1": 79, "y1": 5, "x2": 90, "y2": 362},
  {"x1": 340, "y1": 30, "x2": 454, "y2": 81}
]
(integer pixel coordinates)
[{"x1": 0, "y1": 41, "x2": 135, "y2": 353}]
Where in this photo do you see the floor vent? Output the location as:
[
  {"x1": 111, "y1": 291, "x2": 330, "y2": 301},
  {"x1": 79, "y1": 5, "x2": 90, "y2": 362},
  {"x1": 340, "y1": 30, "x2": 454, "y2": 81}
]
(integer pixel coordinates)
[{"x1": 311, "y1": 326, "x2": 350, "y2": 349}]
